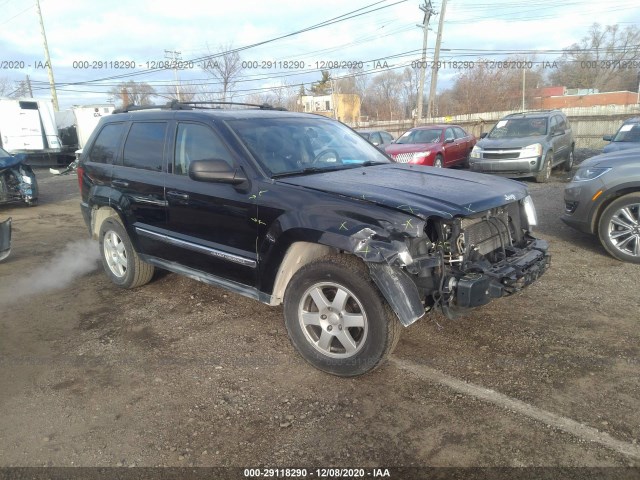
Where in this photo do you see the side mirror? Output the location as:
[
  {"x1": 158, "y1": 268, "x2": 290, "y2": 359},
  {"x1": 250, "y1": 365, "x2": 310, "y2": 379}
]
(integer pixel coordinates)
[
  {"x1": 480, "y1": 132, "x2": 487, "y2": 139},
  {"x1": 444, "y1": 138, "x2": 454, "y2": 144},
  {"x1": 189, "y1": 159, "x2": 247, "y2": 185},
  {"x1": 603, "y1": 134, "x2": 612, "y2": 142}
]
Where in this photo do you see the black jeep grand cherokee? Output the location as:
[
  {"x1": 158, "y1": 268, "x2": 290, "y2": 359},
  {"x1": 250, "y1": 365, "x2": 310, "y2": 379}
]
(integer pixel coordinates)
[{"x1": 78, "y1": 101, "x2": 549, "y2": 376}]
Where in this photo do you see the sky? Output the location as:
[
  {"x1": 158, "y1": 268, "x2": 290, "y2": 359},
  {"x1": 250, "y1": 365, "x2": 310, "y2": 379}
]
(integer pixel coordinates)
[{"x1": 0, "y1": 0, "x2": 639, "y2": 110}]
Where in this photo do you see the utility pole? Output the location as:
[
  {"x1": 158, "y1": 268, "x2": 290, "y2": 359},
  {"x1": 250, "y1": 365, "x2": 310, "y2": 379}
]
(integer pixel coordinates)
[
  {"x1": 26, "y1": 75, "x2": 33, "y2": 97},
  {"x1": 522, "y1": 68, "x2": 526, "y2": 111},
  {"x1": 415, "y1": 0, "x2": 436, "y2": 126},
  {"x1": 35, "y1": 0, "x2": 59, "y2": 111},
  {"x1": 165, "y1": 50, "x2": 183, "y2": 101},
  {"x1": 426, "y1": 0, "x2": 447, "y2": 120}
]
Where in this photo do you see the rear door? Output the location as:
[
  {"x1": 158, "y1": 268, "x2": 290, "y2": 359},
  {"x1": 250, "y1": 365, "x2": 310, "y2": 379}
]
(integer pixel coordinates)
[
  {"x1": 111, "y1": 121, "x2": 169, "y2": 259},
  {"x1": 162, "y1": 121, "x2": 258, "y2": 287},
  {"x1": 443, "y1": 127, "x2": 459, "y2": 166}
]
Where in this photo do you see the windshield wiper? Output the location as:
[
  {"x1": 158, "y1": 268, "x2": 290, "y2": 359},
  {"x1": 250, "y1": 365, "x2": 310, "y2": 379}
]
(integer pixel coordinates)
[
  {"x1": 358, "y1": 160, "x2": 388, "y2": 167},
  {"x1": 271, "y1": 166, "x2": 347, "y2": 178}
]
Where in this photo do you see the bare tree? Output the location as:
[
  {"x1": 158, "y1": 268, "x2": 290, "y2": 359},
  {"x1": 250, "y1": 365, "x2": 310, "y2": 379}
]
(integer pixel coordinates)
[
  {"x1": 202, "y1": 43, "x2": 243, "y2": 102},
  {"x1": 437, "y1": 57, "x2": 544, "y2": 115},
  {"x1": 550, "y1": 23, "x2": 640, "y2": 92},
  {"x1": 365, "y1": 71, "x2": 404, "y2": 120},
  {"x1": 162, "y1": 81, "x2": 198, "y2": 102},
  {"x1": 108, "y1": 81, "x2": 156, "y2": 106},
  {"x1": 0, "y1": 77, "x2": 30, "y2": 98}
]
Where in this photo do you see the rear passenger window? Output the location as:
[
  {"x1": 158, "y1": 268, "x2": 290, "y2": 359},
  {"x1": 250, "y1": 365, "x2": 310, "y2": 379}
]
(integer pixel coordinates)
[
  {"x1": 454, "y1": 127, "x2": 467, "y2": 139},
  {"x1": 87, "y1": 123, "x2": 126, "y2": 164},
  {"x1": 123, "y1": 122, "x2": 167, "y2": 171},
  {"x1": 174, "y1": 123, "x2": 234, "y2": 175},
  {"x1": 444, "y1": 128, "x2": 455, "y2": 141}
]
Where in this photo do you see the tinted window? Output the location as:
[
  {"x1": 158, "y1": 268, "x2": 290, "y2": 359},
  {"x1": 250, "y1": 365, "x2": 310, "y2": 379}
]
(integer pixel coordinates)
[
  {"x1": 549, "y1": 116, "x2": 559, "y2": 134},
  {"x1": 556, "y1": 115, "x2": 566, "y2": 130},
  {"x1": 174, "y1": 123, "x2": 234, "y2": 175},
  {"x1": 370, "y1": 132, "x2": 382, "y2": 145},
  {"x1": 122, "y1": 122, "x2": 167, "y2": 171},
  {"x1": 453, "y1": 127, "x2": 467, "y2": 139},
  {"x1": 87, "y1": 123, "x2": 126, "y2": 164},
  {"x1": 381, "y1": 132, "x2": 393, "y2": 143},
  {"x1": 444, "y1": 128, "x2": 455, "y2": 141}
]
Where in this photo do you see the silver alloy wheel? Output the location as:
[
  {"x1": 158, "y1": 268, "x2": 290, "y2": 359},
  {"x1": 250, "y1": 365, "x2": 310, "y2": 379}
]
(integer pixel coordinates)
[
  {"x1": 567, "y1": 151, "x2": 574, "y2": 169},
  {"x1": 544, "y1": 155, "x2": 552, "y2": 179},
  {"x1": 607, "y1": 203, "x2": 640, "y2": 257},
  {"x1": 103, "y1": 229, "x2": 128, "y2": 277},
  {"x1": 434, "y1": 157, "x2": 443, "y2": 168},
  {"x1": 298, "y1": 282, "x2": 368, "y2": 359}
]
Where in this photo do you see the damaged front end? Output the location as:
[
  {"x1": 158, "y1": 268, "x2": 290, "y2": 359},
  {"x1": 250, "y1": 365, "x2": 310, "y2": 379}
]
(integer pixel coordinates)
[
  {"x1": 0, "y1": 154, "x2": 39, "y2": 206},
  {"x1": 350, "y1": 195, "x2": 550, "y2": 326}
]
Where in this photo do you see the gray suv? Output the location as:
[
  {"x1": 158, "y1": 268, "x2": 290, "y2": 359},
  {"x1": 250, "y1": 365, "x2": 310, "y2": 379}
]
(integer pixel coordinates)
[
  {"x1": 562, "y1": 147, "x2": 640, "y2": 263},
  {"x1": 469, "y1": 110, "x2": 575, "y2": 183}
]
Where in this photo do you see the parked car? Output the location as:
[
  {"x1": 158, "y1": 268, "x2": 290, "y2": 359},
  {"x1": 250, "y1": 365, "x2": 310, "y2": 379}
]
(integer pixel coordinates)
[
  {"x1": 602, "y1": 117, "x2": 640, "y2": 153},
  {"x1": 384, "y1": 125, "x2": 476, "y2": 168},
  {"x1": 469, "y1": 110, "x2": 575, "y2": 183},
  {"x1": 78, "y1": 101, "x2": 549, "y2": 376},
  {"x1": 562, "y1": 147, "x2": 640, "y2": 263},
  {"x1": 356, "y1": 130, "x2": 394, "y2": 150},
  {"x1": 0, "y1": 217, "x2": 10, "y2": 261},
  {"x1": 0, "y1": 148, "x2": 38, "y2": 206}
]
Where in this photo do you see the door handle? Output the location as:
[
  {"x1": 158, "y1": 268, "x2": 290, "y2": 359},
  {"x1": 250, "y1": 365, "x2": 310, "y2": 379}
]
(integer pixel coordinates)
[
  {"x1": 167, "y1": 191, "x2": 190, "y2": 201},
  {"x1": 111, "y1": 179, "x2": 130, "y2": 188}
]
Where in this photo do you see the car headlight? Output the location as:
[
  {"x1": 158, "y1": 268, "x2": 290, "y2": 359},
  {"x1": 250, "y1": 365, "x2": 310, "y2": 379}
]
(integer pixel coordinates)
[
  {"x1": 521, "y1": 195, "x2": 537, "y2": 228},
  {"x1": 470, "y1": 145, "x2": 481, "y2": 158},
  {"x1": 519, "y1": 143, "x2": 542, "y2": 158},
  {"x1": 22, "y1": 175, "x2": 32, "y2": 184},
  {"x1": 411, "y1": 151, "x2": 432, "y2": 161},
  {"x1": 571, "y1": 167, "x2": 611, "y2": 182}
]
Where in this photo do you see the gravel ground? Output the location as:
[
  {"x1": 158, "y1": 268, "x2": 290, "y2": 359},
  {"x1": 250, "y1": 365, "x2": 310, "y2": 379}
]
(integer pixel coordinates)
[{"x1": 0, "y1": 160, "x2": 638, "y2": 474}]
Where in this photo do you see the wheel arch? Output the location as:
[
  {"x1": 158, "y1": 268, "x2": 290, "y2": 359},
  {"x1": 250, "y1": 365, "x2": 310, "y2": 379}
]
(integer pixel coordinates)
[{"x1": 590, "y1": 185, "x2": 640, "y2": 234}]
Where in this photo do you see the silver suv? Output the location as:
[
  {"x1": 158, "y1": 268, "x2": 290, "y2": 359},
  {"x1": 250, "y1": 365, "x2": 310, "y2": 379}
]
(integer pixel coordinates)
[{"x1": 469, "y1": 110, "x2": 575, "y2": 183}]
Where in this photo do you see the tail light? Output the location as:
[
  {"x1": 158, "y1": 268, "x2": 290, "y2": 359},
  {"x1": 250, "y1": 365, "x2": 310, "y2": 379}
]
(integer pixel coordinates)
[{"x1": 77, "y1": 165, "x2": 84, "y2": 191}]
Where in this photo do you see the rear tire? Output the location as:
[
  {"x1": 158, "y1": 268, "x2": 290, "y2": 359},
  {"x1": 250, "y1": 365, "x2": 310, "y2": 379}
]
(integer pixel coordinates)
[
  {"x1": 99, "y1": 218, "x2": 154, "y2": 288},
  {"x1": 283, "y1": 255, "x2": 401, "y2": 376},
  {"x1": 563, "y1": 148, "x2": 575, "y2": 172}
]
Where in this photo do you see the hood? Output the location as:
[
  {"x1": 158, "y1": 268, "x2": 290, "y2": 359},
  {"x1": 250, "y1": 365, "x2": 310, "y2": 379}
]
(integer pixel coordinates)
[
  {"x1": 0, "y1": 155, "x2": 23, "y2": 170},
  {"x1": 478, "y1": 135, "x2": 547, "y2": 149},
  {"x1": 277, "y1": 164, "x2": 528, "y2": 219},
  {"x1": 385, "y1": 143, "x2": 438, "y2": 155},
  {"x1": 579, "y1": 147, "x2": 640, "y2": 168},
  {"x1": 602, "y1": 141, "x2": 640, "y2": 154}
]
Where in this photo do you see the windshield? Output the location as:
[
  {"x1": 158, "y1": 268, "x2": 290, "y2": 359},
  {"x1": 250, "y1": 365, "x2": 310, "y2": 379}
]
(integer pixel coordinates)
[
  {"x1": 488, "y1": 118, "x2": 548, "y2": 139},
  {"x1": 358, "y1": 132, "x2": 370, "y2": 140},
  {"x1": 396, "y1": 128, "x2": 442, "y2": 144},
  {"x1": 612, "y1": 123, "x2": 640, "y2": 142},
  {"x1": 226, "y1": 117, "x2": 390, "y2": 176}
]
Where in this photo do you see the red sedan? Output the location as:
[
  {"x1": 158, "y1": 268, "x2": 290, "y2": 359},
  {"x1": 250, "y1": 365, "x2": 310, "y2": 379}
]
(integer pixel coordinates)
[{"x1": 384, "y1": 124, "x2": 476, "y2": 168}]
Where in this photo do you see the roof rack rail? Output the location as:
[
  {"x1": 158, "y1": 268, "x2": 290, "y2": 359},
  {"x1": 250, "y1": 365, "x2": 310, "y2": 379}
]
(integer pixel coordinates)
[{"x1": 113, "y1": 100, "x2": 287, "y2": 114}]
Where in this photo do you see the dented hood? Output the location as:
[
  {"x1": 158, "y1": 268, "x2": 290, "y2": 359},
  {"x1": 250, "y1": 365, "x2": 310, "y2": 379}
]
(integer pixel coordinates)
[{"x1": 278, "y1": 164, "x2": 528, "y2": 219}]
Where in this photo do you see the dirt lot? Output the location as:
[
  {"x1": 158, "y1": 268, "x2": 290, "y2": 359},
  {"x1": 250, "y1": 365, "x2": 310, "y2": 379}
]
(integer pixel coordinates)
[{"x1": 0, "y1": 162, "x2": 639, "y2": 474}]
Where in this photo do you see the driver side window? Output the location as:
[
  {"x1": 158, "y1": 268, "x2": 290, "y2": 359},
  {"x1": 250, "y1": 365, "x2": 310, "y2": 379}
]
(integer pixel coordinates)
[{"x1": 174, "y1": 123, "x2": 234, "y2": 175}]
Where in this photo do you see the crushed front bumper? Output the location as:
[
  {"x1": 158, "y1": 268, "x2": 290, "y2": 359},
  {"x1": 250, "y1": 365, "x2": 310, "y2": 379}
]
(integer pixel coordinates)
[{"x1": 452, "y1": 239, "x2": 550, "y2": 310}]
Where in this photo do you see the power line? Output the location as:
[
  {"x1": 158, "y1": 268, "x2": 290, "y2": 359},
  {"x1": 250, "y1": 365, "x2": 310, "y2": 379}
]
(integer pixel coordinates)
[{"x1": 48, "y1": 0, "x2": 409, "y2": 88}]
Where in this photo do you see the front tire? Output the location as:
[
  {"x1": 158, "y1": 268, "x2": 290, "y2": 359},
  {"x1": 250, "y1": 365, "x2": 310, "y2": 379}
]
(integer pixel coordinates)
[
  {"x1": 598, "y1": 193, "x2": 640, "y2": 263},
  {"x1": 433, "y1": 155, "x2": 443, "y2": 168},
  {"x1": 535, "y1": 152, "x2": 553, "y2": 183},
  {"x1": 283, "y1": 255, "x2": 401, "y2": 376},
  {"x1": 99, "y1": 218, "x2": 155, "y2": 288}
]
